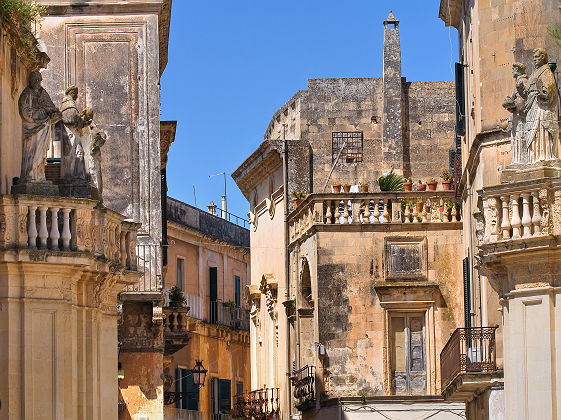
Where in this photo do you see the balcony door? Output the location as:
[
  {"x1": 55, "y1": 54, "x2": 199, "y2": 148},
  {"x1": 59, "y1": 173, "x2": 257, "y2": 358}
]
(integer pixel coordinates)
[
  {"x1": 210, "y1": 267, "x2": 217, "y2": 323},
  {"x1": 390, "y1": 313, "x2": 426, "y2": 395}
]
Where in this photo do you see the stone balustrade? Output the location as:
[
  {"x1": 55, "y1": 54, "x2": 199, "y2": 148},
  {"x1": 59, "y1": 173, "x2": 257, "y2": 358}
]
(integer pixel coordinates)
[
  {"x1": 163, "y1": 306, "x2": 189, "y2": 334},
  {"x1": 289, "y1": 191, "x2": 461, "y2": 244},
  {"x1": 0, "y1": 194, "x2": 139, "y2": 270},
  {"x1": 479, "y1": 181, "x2": 555, "y2": 245}
]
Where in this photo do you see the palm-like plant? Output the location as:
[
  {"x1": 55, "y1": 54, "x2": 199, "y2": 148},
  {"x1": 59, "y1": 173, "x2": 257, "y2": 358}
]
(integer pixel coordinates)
[{"x1": 377, "y1": 170, "x2": 404, "y2": 191}]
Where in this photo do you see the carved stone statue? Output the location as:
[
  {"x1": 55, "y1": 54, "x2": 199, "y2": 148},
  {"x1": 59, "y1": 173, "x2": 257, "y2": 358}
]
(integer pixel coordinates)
[
  {"x1": 502, "y1": 63, "x2": 529, "y2": 164},
  {"x1": 84, "y1": 109, "x2": 106, "y2": 202},
  {"x1": 526, "y1": 49, "x2": 559, "y2": 164},
  {"x1": 18, "y1": 71, "x2": 61, "y2": 182},
  {"x1": 60, "y1": 85, "x2": 90, "y2": 180}
]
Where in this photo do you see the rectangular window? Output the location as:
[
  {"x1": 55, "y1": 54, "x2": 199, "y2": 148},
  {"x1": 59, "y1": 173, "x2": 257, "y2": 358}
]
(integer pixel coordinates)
[
  {"x1": 390, "y1": 313, "x2": 426, "y2": 396},
  {"x1": 219, "y1": 379, "x2": 232, "y2": 413},
  {"x1": 332, "y1": 132, "x2": 363, "y2": 163},
  {"x1": 236, "y1": 381, "x2": 244, "y2": 396},
  {"x1": 210, "y1": 267, "x2": 218, "y2": 324},
  {"x1": 234, "y1": 275, "x2": 241, "y2": 308},
  {"x1": 177, "y1": 257, "x2": 184, "y2": 289}
]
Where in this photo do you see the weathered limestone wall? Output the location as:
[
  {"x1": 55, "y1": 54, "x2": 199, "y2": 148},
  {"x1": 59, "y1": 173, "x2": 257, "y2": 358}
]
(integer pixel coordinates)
[
  {"x1": 293, "y1": 227, "x2": 464, "y2": 398},
  {"x1": 0, "y1": 21, "x2": 37, "y2": 194},
  {"x1": 35, "y1": 4, "x2": 163, "y2": 241}
]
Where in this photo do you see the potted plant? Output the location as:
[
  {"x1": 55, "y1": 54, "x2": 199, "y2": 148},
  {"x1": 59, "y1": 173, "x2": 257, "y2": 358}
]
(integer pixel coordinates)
[
  {"x1": 342, "y1": 183, "x2": 352, "y2": 193},
  {"x1": 416, "y1": 180, "x2": 426, "y2": 191},
  {"x1": 427, "y1": 177, "x2": 438, "y2": 191},
  {"x1": 403, "y1": 172, "x2": 413, "y2": 191},
  {"x1": 332, "y1": 182, "x2": 342, "y2": 193},
  {"x1": 223, "y1": 300, "x2": 236, "y2": 311},
  {"x1": 359, "y1": 181, "x2": 369, "y2": 192},
  {"x1": 168, "y1": 285, "x2": 186, "y2": 307},
  {"x1": 377, "y1": 170, "x2": 404, "y2": 192},
  {"x1": 415, "y1": 198, "x2": 424, "y2": 214},
  {"x1": 445, "y1": 198, "x2": 454, "y2": 221},
  {"x1": 290, "y1": 191, "x2": 307, "y2": 208},
  {"x1": 441, "y1": 169, "x2": 454, "y2": 190}
]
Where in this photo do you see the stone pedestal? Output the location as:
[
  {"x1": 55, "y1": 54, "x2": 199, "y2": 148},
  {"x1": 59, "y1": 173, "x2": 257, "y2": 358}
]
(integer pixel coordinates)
[
  {"x1": 11, "y1": 180, "x2": 59, "y2": 196},
  {"x1": 500, "y1": 160, "x2": 561, "y2": 183},
  {"x1": 58, "y1": 179, "x2": 97, "y2": 199}
]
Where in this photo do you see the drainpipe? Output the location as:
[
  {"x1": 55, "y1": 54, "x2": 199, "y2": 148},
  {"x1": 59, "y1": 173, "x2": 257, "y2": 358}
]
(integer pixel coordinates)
[{"x1": 281, "y1": 126, "x2": 293, "y2": 418}]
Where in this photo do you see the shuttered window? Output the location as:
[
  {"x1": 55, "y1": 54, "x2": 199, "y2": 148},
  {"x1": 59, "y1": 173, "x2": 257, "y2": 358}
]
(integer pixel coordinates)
[{"x1": 463, "y1": 254, "x2": 471, "y2": 329}]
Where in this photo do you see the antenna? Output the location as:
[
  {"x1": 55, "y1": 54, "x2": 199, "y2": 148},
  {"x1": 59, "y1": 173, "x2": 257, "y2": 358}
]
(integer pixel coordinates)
[
  {"x1": 193, "y1": 185, "x2": 197, "y2": 208},
  {"x1": 209, "y1": 172, "x2": 227, "y2": 218}
]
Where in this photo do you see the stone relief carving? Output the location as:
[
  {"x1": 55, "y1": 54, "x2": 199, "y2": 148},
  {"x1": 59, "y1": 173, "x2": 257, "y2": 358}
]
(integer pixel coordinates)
[
  {"x1": 503, "y1": 49, "x2": 559, "y2": 166},
  {"x1": 538, "y1": 188, "x2": 552, "y2": 234},
  {"x1": 18, "y1": 71, "x2": 61, "y2": 182},
  {"x1": 483, "y1": 197, "x2": 499, "y2": 242}
]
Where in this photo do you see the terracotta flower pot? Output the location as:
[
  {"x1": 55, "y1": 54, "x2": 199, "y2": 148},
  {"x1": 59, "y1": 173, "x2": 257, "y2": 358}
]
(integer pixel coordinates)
[
  {"x1": 342, "y1": 185, "x2": 351, "y2": 193},
  {"x1": 417, "y1": 184, "x2": 426, "y2": 191},
  {"x1": 427, "y1": 181, "x2": 438, "y2": 191},
  {"x1": 359, "y1": 185, "x2": 369, "y2": 192},
  {"x1": 403, "y1": 182, "x2": 413, "y2": 191},
  {"x1": 442, "y1": 180, "x2": 453, "y2": 191},
  {"x1": 294, "y1": 199, "x2": 303, "y2": 208},
  {"x1": 332, "y1": 184, "x2": 341, "y2": 193}
]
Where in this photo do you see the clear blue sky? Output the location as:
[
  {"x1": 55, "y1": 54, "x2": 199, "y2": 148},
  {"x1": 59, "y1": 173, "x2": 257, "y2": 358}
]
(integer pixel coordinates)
[{"x1": 161, "y1": 1, "x2": 458, "y2": 219}]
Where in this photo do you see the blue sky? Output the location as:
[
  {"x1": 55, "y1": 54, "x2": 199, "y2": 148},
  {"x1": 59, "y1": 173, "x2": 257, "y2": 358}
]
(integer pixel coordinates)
[{"x1": 161, "y1": 1, "x2": 458, "y2": 220}]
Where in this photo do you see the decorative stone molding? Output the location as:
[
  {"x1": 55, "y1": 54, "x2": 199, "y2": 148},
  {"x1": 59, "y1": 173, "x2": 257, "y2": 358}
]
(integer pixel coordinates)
[{"x1": 260, "y1": 274, "x2": 278, "y2": 316}]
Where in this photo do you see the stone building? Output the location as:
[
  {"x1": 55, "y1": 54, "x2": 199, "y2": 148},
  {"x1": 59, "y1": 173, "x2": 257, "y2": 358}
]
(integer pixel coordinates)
[
  {"x1": 162, "y1": 197, "x2": 250, "y2": 419},
  {"x1": 439, "y1": 0, "x2": 561, "y2": 419},
  {"x1": 0, "y1": 0, "x2": 174, "y2": 419},
  {"x1": 232, "y1": 12, "x2": 465, "y2": 419}
]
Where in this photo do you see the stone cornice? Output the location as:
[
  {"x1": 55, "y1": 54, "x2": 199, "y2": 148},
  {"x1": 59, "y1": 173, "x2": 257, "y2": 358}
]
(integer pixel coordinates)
[
  {"x1": 160, "y1": 120, "x2": 176, "y2": 169},
  {"x1": 39, "y1": 0, "x2": 164, "y2": 14},
  {"x1": 438, "y1": 0, "x2": 463, "y2": 29},
  {"x1": 231, "y1": 140, "x2": 283, "y2": 200}
]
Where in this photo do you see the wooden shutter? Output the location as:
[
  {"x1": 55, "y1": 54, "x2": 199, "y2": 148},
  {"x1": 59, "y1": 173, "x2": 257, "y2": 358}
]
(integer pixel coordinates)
[
  {"x1": 463, "y1": 255, "x2": 471, "y2": 329},
  {"x1": 219, "y1": 379, "x2": 231, "y2": 413},
  {"x1": 235, "y1": 275, "x2": 241, "y2": 308},
  {"x1": 455, "y1": 62, "x2": 466, "y2": 136}
]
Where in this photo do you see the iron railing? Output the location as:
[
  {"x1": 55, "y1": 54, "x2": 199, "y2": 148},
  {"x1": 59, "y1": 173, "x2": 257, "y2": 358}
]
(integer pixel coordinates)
[
  {"x1": 440, "y1": 326, "x2": 498, "y2": 389},
  {"x1": 290, "y1": 365, "x2": 315, "y2": 408},
  {"x1": 209, "y1": 301, "x2": 250, "y2": 331},
  {"x1": 214, "y1": 208, "x2": 250, "y2": 229},
  {"x1": 231, "y1": 388, "x2": 280, "y2": 419},
  {"x1": 132, "y1": 242, "x2": 162, "y2": 291}
]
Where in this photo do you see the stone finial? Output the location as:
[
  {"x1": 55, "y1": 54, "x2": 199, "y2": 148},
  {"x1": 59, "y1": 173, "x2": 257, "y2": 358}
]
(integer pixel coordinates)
[{"x1": 383, "y1": 10, "x2": 399, "y2": 26}]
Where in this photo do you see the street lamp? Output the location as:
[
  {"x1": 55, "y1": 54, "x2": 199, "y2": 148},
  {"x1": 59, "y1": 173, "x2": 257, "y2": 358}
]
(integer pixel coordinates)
[{"x1": 191, "y1": 360, "x2": 207, "y2": 388}]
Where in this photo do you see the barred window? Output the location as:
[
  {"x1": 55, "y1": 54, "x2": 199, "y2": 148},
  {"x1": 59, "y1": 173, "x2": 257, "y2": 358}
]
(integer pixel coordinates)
[{"x1": 332, "y1": 132, "x2": 363, "y2": 163}]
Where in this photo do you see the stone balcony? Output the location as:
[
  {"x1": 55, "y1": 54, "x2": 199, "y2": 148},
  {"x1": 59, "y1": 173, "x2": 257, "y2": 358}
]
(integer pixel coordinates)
[
  {"x1": 0, "y1": 193, "x2": 139, "y2": 272},
  {"x1": 477, "y1": 178, "x2": 561, "y2": 284},
  {"x1": 163, "y1": 306, "x2": 190, "y2": 355},
  {"x1": 288, "y1": 190, "x2": 461, "y2": 245}
]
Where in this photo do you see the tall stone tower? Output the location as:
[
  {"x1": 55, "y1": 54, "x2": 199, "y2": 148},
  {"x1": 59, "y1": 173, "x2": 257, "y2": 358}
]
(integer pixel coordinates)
[{"x1": 382, "y1": 11, "x2": 403, "y2": 173}]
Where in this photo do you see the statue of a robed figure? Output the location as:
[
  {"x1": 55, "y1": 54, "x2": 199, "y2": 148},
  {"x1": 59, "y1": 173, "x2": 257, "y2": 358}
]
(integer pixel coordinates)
[
  {"x1": 59, "y1": 85, "x2": 106, "y2": 201},
  {"x1": 503, "y1": 48, "x2": 559, "y2": 172},
  {"x1": 17, "y1": 71, "x2": 61, "y2": 183}
]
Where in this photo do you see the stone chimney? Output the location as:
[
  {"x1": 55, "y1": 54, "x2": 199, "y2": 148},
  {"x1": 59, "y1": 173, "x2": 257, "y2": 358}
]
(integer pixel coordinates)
[
  {"x1": 221, "y1": 196, "x2": 227, "y2": 219},
  {"x1": 207, "y1": 200, "x2": 217, "y2": 215},
  {"x1": 382, "y1": 10, "x2": 403, "y2": 173}
]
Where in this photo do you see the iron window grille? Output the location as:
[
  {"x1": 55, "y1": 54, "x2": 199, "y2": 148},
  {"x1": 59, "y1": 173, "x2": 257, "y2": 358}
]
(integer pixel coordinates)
[{"x1": 332, "y1": 131, "x2": 363, "y2": 163}]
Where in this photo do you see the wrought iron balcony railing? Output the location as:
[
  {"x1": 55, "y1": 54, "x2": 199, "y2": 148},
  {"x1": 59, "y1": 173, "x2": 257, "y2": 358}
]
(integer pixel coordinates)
[
  {"x1": 440, "y1": 326, "x2": 498, "y2": 390},
  {"x1": 209, "y1": 300, "x2": 250, "y2": 331},
  {"x1": 231, "y1": 387, "x2": 280, "y2": 419},
  {"x1": 290, "y1": 365, "x2": 315, "y2": 409},
  {"x1": 288, "y1": 191, "x2": 461, "y2": 244}
]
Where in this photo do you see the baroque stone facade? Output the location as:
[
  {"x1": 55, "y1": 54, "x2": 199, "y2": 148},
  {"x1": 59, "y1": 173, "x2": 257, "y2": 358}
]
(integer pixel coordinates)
[{"x1": 233, "y1": 12, "x2": 465, "y2": 420}]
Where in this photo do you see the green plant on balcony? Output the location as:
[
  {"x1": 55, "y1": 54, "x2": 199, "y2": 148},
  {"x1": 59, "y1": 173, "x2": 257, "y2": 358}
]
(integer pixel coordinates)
[
  {"x1": 223, "y1": 300, "x2": 236, "y2": 311},
  {"x1": 0, "y1": 0, "x2": 46, "y2": 57},
  {"x1": 168, "y1": 285, "x2": 186, "y2": 307},
  {"x1": 377, "y1": 170, "x2": 404, "y2": 192}
]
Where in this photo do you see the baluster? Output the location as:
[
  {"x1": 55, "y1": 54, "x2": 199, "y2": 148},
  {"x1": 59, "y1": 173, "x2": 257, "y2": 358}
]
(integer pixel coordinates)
[
  {"x1": 403, "y1": 202, "x2": 410, "y2": 223},
  {"x1": 531, "y1": 191, "x2": 542, "y2": 236},
  {"x1": 38, "y1": 206, "x2": 49, "y2": 249},
  {"x1": 334, "y1": 201, "x2": 341, "y2": 224},
  {"x1": 325, "y1": 200, "x2": 332, "y2": 224},
  {"x1": 351, "y1": 199, "x2": 361, "y2": 224},
  {"x1": 60, "y1": 208, "x2": 71, "y2": 250},
  {"x1": 421, "y1": 200, "x2": 428, "y2": 223},
  {"x1": 343, "y1": 200, "x2": 350, "y2": 224},
  {"x1": 510, "y1": 194, "x2": 521, "y2": 238},
  {"x1": 500, "y1": 196, "x2": 511, "y2": 239},
  {"x1": 451, "y1": 199, "x2": 457, "y2": 222},
  {"x1": 372, "y1": 199, "x2": 380, "y2": 223},
  {"x1": 382, "y1": 199, "x2": 390, "y2": 223},
  {"x1": 120, "y1": 231, "x2": 127, "y2": 265},
  {"x1": 413, "y1": 200, "x2": 420, "y2": 223},
  {"x1": 391, "y1": 199, "x2": 401, "y2": 223},
  {"x1": 363, "y1": 199, "x2": 371, "y2": 224},
  {"x1": 27, "y1": 205, "x2": 37, "y2": 249},
  {"x1": 520, "y1": 192, "x2": 532, "y2": 237},
  {"x1": 172, "y1": 312, "x2": 179, "y2": 332}
]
